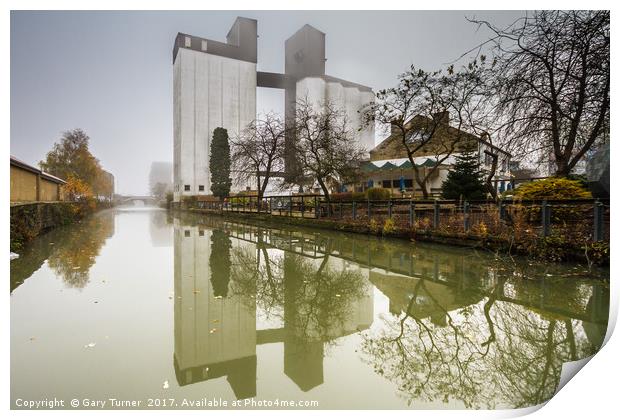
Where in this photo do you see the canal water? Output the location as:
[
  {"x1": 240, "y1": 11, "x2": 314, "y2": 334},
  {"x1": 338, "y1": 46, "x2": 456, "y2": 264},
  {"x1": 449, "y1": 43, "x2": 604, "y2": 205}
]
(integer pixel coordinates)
[{"x1": 10, "y1": 208, "x2": 609, "y2": 409}]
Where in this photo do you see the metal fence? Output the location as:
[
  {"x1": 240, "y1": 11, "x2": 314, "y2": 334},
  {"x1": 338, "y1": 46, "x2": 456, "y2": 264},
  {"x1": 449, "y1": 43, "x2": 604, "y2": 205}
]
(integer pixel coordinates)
[{"x1": 191, "y1": 195, "x2": 610, "y2": 243}]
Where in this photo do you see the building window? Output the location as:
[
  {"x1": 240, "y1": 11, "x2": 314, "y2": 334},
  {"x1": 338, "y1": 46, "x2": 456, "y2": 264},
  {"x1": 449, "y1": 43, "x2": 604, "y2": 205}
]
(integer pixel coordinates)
[
  {"x1": 199, "y1": 230, "x2": 204, "y2": 237},
  {"x1": 198, "y1": 185, "x2": 204, "y2": 191},
  {"x1": 201, "y1": 40, "x2": 207, "y2": 51},
  {"x1": 382, "y1": 180, "x2": 391, "y2": 188},
  {"x1": 184, "y1": 36, "x2": 191, "y2": 47},
  {"x1": 184, "y1": 230, "x2": 190, "y2": 237},
  {"x1": 184, "y1": 185, "x2": 190, "y2": 191}
]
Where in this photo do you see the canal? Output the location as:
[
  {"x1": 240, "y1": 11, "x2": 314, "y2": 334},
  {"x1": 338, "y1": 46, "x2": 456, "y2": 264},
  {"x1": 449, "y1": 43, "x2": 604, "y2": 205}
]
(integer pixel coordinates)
[{"x1": 10, "y1": 208, "x2": 609, "y2": 409}]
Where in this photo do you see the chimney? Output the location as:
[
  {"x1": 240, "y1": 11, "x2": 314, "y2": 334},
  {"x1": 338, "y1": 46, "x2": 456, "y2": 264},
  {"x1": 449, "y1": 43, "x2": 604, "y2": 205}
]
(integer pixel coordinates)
[{"x1": 432, "y1": 111, "x2": 449, "y2": 126}]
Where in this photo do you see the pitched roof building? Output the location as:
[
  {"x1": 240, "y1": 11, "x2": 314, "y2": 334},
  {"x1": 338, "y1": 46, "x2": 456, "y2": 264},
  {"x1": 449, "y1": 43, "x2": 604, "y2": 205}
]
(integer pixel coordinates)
[{"x1": 352, "y1": 112, "x2": 512, "y2": 197}]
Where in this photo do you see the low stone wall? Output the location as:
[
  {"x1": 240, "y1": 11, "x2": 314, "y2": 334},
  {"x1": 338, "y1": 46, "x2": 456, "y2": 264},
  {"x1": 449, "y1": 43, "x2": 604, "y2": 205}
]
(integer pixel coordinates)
[{"x1": 10, "y1": 201, "x2": 106, "y2": 252}]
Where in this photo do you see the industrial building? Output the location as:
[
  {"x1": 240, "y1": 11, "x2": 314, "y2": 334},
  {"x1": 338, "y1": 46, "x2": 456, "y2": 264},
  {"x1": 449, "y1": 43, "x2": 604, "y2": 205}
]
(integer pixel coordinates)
[{"x1": 172, "y1": 17, "x2": 374, "y2": 202}]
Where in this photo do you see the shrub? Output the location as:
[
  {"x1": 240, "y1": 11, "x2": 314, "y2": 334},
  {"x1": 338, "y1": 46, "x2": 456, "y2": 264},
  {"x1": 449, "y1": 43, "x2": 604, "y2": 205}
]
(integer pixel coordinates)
[
  {"x1": 512, "y1": 177, "x2": 592, "y2": 223},
  {"x1": 369, "y1": 218, "x2": 380, "y2": 234},
  {"x1": 366, "y1": 187, "x2": 391, "y2": 201},
  {"x1": 512, "y1": 177, "x2": 592, "y2": 200},
  {"x1": 182, "y1": 195, "x2": 198, "y2": 208},
  {"x1": 330, "y1": 192, "x2": 353, "y2": 202},
  {"x1": 382, "y1": 218, "x2": 396, "y2": 235}
]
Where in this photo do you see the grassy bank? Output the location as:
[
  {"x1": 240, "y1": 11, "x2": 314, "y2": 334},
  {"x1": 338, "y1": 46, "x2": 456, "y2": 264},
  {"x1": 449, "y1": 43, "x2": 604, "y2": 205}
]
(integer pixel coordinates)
[{"x1": 172, "y1": 206, "x2": 609, "y2": 266}]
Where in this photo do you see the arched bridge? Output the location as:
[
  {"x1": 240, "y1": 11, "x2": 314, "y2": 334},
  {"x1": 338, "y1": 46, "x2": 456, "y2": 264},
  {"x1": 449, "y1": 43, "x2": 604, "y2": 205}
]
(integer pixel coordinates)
[{"x1": 117, "y1": 195, "x2": 159, "y2": 206}]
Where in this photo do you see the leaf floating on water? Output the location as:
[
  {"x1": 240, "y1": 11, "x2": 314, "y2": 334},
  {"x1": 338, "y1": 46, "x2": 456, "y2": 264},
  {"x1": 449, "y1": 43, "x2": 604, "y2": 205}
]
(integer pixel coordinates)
[
  {"x1": 209, "y1": 328, "x2": 218, "y2": 334},
  {"x1": 192, "y1": 290, "x2": 201, "y2": 294},
  {"x1": 29, "y1": 337, "x2": 36, "y2": 341},
  {"x1": 204, "y1": 367, "x2": 210, "y2": 373},
  {"x1": 72, "y1": 266, "x2": 81, "y2": 270},
  {"x1": 84, "y1": 342, "x2": 96, "y2": 349},
  {"x1": 546, "y1": 274, "x2": 553, "y2": 277},
  {"x1": 214, "y1": 295, "x2": 223, "y2": 299},
  {"x1": 94, "y1": 301, "x2": 99, "y2": 304},
  {"x1": 162, "y1": 380, "x2": 169, "y2": 390},
  {"x1": 335, "y1": 294, "x2": 341, "y2": 298},
  {"x1": 212, "y1": 319, "x2": 220, "y2": 323}
]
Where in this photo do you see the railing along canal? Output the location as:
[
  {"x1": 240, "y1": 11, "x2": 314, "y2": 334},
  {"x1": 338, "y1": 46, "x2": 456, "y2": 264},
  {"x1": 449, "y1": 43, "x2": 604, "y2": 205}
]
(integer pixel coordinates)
[{"x1": 184, "y1": 195, "x2": 610, "y2": 243}]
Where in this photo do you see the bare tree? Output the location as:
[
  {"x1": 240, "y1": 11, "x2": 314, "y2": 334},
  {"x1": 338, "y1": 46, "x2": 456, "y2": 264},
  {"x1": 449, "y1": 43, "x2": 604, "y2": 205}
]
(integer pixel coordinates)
[
  {"x1": 363, "y1": 61, "x2": 492, "y2": 198},
  {"x1": 231, "y1": 113, "x2": 286, "y2": 202},
  {"x1": 471, "y1": 11, "x2": 610, "y2": 176},
  {"x1": 292, "y1": 98, "x2": 366, "y2": 202}
]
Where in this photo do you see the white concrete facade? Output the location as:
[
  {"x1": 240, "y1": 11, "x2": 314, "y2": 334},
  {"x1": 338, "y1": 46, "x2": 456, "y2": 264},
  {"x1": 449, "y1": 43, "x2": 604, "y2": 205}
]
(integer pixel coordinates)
[
  {"x1": 173, "y1": 47, "x2": 256, "y2": 201},
  {"x1": 296, "y1": 77, "x2": 375, "y2": 155}
]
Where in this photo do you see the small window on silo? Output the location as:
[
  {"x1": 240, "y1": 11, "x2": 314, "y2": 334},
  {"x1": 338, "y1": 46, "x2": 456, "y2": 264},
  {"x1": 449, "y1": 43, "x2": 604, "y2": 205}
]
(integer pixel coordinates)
[{"x1": 184, "y1": 36, "x2": 191, "y2": 47}]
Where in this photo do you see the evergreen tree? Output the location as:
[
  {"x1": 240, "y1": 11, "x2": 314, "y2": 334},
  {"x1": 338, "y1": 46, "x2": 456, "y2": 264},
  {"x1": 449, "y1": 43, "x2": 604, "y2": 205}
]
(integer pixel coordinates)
[
  {"x1": 441, "y1": 150, "x2": 487, "y2": 200},
  {"x1": 209, "y1": 127, "x2": 232, "y2": 198}
]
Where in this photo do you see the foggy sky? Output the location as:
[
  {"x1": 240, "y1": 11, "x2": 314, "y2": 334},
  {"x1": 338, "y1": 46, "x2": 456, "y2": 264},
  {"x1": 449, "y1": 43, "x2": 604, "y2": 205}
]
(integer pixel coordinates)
[{"x1": 10, "y1": 10, "x2": 524, "y2": 195}]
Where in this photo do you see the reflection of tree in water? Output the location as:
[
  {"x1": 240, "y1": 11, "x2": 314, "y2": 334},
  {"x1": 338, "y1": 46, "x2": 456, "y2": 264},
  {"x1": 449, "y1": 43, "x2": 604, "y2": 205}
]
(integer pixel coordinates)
[
  {"x1": 231, "y1": 244, "x2": 368, "y2": 343},
  {"x1": 209, "y1": 229, "x2": 232, "y2": 297},
  {"x1": 46, "y1": 212, "x2": 115, "y2": 288},
  {"x1": 360, "y1": 277, "x2": 607, "y2": 409}
]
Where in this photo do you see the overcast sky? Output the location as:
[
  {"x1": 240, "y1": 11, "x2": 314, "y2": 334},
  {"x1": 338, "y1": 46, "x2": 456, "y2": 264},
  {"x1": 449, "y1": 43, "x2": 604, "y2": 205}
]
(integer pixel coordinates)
[{"x1": 11, "y1": 10, "x2": 524, "y2": 195}]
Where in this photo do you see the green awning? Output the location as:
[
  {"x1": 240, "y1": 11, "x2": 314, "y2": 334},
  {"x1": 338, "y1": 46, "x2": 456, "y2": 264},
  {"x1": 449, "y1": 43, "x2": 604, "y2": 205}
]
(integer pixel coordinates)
[
  {"x1": 360, "y1": 162, "x2": 379, "y2": 172},
  {"x1": 421, "y1": 158, "x2": 438, "y2": 167},
  {"x1": 380, "y1": 162, "x2": 398, "y2": 170},
  {"x1": 399, "y1": 160, "x2": 413, "y2": 169}
]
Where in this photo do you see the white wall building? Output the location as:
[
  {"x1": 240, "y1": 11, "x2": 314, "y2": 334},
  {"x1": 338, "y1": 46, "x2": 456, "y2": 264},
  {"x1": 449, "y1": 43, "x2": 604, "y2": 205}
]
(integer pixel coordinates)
[
  {"x1": 296, "y1": 76, "x2": 375, "y2": 155},
  {"x1": 173, "y1": 18, "x2": 257, "y2": 201}
]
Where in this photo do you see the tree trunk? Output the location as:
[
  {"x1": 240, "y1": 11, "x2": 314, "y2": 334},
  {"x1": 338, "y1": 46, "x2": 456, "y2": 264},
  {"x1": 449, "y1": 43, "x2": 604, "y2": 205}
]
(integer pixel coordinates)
[
  {"x1": 317, "y1": 177, "x2": 330, "y2": 203},
  {"x1": 485, "y1": 153, "x2": 499, "y2": 200},
  {"x1": 412, "y1": 165, "x2": 429, "y2": 198},
  {"x1": 554, "y1": 154, "x2": 570, "y2": 177}
]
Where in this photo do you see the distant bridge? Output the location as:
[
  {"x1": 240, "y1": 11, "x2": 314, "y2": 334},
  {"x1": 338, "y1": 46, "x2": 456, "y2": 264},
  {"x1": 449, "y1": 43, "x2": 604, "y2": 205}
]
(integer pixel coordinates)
[{"x1": 117, "y1": 195, "x2": 159, "y2": 206}]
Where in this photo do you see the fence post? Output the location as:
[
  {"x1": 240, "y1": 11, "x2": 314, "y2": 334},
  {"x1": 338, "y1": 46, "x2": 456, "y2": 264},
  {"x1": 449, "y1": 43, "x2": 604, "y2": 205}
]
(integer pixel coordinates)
[
  {"x1": 542, "y1": 200, "x2": 551, "y2": 237},
  {"x1": 367, "y1": 199, "x2": 371, "y2": 219},
  {"x1": 352, "y1": 201, "x2": 357, "y2": 220},
  {"x1": 463, "y1": 201, "x2": 470, "y2": 232},
  {"x1": 409, "y1": 200, "x2": 415, "y2": 227},
  {"x1": 315, "y1": 196, "x2": 320, "y2": 219},
  {"x1": 289, "y1": 197, "x2": 292, "y2": 217},
  {"x1": 339, "y1": 202, "x2": 343, "y2": 219},
  {"x1": 593, "y1": 200, "x2": 604, "y2": 241},
  {"x1": 498, "y1": 199, "x2": 505, "y2": 220},
  {"x1": 388, "y1": 199, "x2": 392, "y2": 218},
  {"x1": 433, "y1": 200, "x2": 440, "y2": 229},
  {"x1": 301, "y1": 198, "x2": 305, "y2": 218}
]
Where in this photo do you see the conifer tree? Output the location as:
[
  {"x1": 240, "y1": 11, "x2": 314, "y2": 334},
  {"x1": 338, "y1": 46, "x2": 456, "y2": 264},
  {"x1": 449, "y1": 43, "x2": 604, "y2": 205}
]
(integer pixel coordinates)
[
  {"x1": 209, "y1": 127, "x2": 232, "y2": 199},
  {"x1": 441, "y1": 150, "x2": 487, "y2": 200}
]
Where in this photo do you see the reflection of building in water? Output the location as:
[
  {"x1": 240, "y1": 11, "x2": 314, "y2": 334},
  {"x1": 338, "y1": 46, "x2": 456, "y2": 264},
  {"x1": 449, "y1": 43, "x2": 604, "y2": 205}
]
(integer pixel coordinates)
[
  {"x1": 149, "y1": 210, "x2": 173, "y2": 247},
  {"x1": 173, "y1": 218, "x2": 374, "y2": 396},
  {"x1": 371, "y1": 271, "x2": 484, "y2": 327},
  {"x1": 173, "y1": 220, "x2": 257, "y2": 399},
  {"x1": 281, "y1": 255, "x2": 373, "y2": 391}
]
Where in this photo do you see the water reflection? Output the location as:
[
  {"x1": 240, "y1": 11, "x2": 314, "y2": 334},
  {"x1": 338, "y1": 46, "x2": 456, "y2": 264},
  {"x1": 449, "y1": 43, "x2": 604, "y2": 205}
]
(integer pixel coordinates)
[
  {"x1": 10, "y1": 209, "x2": 609, "y2": 409},
  {"x1": 10, "y1": 210, "x2": 115, "y2": 292},
  {"x1": 172, "y1": 213, "x2": 608, "y2": 408},
  {"x1": 173, "y1": 216, "x2": 374, "y2": 397}
]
